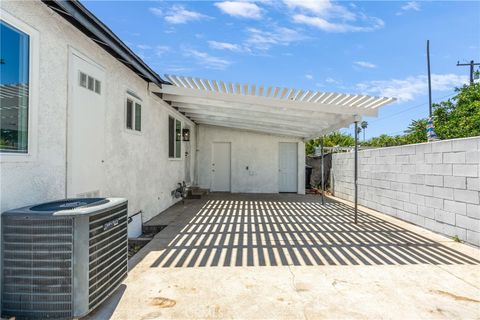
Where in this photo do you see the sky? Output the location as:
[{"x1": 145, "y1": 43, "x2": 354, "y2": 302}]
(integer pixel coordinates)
[{"x1": 83, "y1": 0, "x2": 480, "y2": 139}]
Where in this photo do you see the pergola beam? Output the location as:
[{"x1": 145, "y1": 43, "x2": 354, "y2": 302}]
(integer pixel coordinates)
[
  {"x1": 194, "y1": 120, "x2": 306, "y2": 137},
  {"x1": 172, "y1": 101, "x2": 340, "y2": 124},
  {"x1": 184, "y1": 112, "x2": 324, "y2": 131},
  {"x1": 161, "y1": 85, "x2": 379, "y2": 117}
]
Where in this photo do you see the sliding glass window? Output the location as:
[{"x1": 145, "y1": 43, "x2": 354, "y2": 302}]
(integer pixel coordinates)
[{"x1": 0, "y1": 21, "x2": 30, "y2": 153}]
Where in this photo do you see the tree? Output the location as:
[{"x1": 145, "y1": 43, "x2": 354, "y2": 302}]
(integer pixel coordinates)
[
  {"x1": 361, "y1": 81, "x2": 479, "y2": 147},
  {"x1": 361, "y1": 121, "x2": 368, "y2": 141},
  {"x1": 305, "y1": 81, "x2": 479, "y2": 151},
  {"x1": 305, "y1": 131, "x2": 355, "y2": 155}
]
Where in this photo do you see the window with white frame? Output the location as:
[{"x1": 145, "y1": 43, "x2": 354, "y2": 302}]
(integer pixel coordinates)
[
  {"x1": 125, "y1": 94, "x2": 141, "y2": 132},
  {"x1": 168, "y1": 116, "x2": 182, "y2": 158},
  {"x1": 0, "y1": 20, "x2": 31, "y2": 153}
]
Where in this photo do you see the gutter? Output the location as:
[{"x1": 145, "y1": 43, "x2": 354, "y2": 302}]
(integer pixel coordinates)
[{"x1": 41, "y1": 0, "x2": 169, "y2": 85}]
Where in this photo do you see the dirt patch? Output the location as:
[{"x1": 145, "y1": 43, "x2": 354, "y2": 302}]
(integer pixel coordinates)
[
  {"x1": 431, "y1": 290, "x2": 480, "y2": 303},
  {"x1": 151, "y1": 297, "x2": 176, "y2": 308}
]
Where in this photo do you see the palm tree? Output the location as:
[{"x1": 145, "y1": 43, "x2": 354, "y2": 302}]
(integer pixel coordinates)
[{"x1": 361, "y1": 121, "x2": 368, "y2": 141}]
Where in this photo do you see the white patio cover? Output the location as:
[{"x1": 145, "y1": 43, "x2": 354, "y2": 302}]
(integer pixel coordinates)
[{"x1": 157, "y1": 75, "x2": 395, "y2": 139}]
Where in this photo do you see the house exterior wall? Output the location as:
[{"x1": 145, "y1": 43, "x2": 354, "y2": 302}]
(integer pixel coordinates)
[
  {"x1": 331, "y1": 137, "x2": 480, "y2": 246},
  {"x1": 197, "y1": 125, "x2": 305, "y2": 194},
  {"x1": 0, "y1": 1, "x2": 195, "y2": 222}
]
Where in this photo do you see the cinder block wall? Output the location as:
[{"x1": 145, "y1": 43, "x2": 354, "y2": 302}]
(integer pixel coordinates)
[{"x1": 331, "y1": 137, "x2": 480, "y2": 246}]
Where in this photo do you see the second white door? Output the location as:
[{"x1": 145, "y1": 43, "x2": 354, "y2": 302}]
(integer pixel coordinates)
[
  {"x1": 212, "y1": 142, "x2": 231, "y2": 192},
  {"x1": 278, "y1": 142, "x2": 298, "y2": 192}
]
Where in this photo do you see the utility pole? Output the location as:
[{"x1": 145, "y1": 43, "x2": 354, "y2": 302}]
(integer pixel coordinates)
[
  {"x1": 457, "y1": 60, "x2": 480, "y2": 84},
  {"x1": 427, "y1": 40, "x2": 433, "y2": 117}
]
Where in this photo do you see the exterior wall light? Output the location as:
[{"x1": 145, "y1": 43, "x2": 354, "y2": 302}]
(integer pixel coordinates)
[{"x1": 182, "y1": 128, "x2": 190, "y2": 141}]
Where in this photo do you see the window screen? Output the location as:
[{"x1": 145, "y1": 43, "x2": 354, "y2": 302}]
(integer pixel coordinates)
[
  {"x1": 175, "y1": 120, "x2": 181, "y2": 158},
  {"x1": 126, "y1": 99, "x2": 133, "y2": 129},
  {"x1": 134, "y1": 103, "x2": 141, "y2": 131},
  {"x1": 168, "y1": 116, "x2": 175, "y2": 158}
]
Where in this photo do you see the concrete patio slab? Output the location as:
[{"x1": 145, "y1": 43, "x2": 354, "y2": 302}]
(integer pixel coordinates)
[{"x1": 86, "y1": 194, "x2": 480, "y2": 320}]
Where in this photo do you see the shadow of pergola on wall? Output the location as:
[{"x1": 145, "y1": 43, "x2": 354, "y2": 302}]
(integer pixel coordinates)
[{"x1": 150, "y1": 199, "x2": 479, "y2": 268}]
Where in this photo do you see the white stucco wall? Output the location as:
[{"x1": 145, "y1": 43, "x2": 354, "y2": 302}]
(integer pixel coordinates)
[
  {"x1": 0, "y1": 1, "x2": 195, "y2": 222},
  {"x1": 197, "y1": 125, "x2": 305, "y2": 194}
]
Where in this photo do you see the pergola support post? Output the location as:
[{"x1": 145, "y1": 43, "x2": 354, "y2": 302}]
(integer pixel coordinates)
[
  {"x1": 321, "y1": 137, "x2": 325, "y2": 205},
  {"x1": 354, "y1": 121, "x2": 359, "y2": 224}
]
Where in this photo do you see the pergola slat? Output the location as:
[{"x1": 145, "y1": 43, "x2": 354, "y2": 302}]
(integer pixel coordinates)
[{"x1": 157, "y1": 75, "x2": 395, "y2": 139}]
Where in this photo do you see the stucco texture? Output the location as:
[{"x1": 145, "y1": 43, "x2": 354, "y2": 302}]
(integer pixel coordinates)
[
  {"x1": 0, "y1": 1, "x2": 195, "y2": 222},
  {"x1": 196, "y1": 125, "x2": 305, "y2": 194}
]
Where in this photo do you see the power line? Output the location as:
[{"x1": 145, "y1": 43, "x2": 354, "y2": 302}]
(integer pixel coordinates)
[{"x1": 369, "y1": 92, "x2": 456, "y2": 124}]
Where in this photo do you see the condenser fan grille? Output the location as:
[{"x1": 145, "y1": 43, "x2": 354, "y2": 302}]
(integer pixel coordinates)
[{"x1": 2, "y1": 217, "x2": 74, "y2": 319}]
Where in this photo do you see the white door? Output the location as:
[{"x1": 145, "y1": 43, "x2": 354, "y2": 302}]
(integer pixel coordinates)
[
  {"x1": 279, "y1": 142, "x2": 298, "y2": 192},
  {"x1": 212, "y1": 142, "x2": 231, "y2": 192},
  {"x1": 67, "y1": 51, "x2": 106, "y2": 197}
]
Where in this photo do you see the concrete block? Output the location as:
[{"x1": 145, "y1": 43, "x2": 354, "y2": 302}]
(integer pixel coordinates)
[
  {"x1": 456, "y1": 215, "x2": 480, "y2": 230},
  {"x1": 443, "y1": 176, "x2": 466, "y2": 189},
  {"x1": 396, "y1": 173, "x2": 409, "y2": 183},
  {"x1": 409, "y1": 153, "x2": 424, "y2": 163},
  {"x1": 433, "y1": 187, "x2": 454, "y2": 200},
  {"x1": 424, "y1": 175, "x2": 443, "y2": 187},
  {"x1": 410, "y1": 194, "x2": 425, "y2": 206},
  {"x1": 443, "y1": 200, "x2": 467, "y2": 215},
  {"x1": 431, "y1": 140, "x2": 452, "y2": 153},
  {"x1": 395, "y1": 191, "x2": 410, "y2": 202},
  {"x1": 435, "y1": 209, "x2": 455, "y2": 225},
  {"x1": 391, "y1": 199, "x2": 404, "y2": 210},
  {"x1": 466, "y1": 204, "x2": 480, "y2": 219},
  {"x1": 401, "y1": 164, "x2": 416, "y2": 174},
  {"x1": 440, "y1": 224, "x2": 467, "y2": 240},
  {"x1": 425, "y1": 153, "x2": 442, "y2": 164},
  {"x1": 417, "y1": 205, "x2": 434, "y2": 219},
  {"x1": 454, "y1": 189, "x2": 479, "y2": 204},
  {"x1": 396, "y1": 155, "x2": 410, "y2": 164},
  {"x1": 466, "y1": 151, "x2": 480, "y2": 164},
  {"x1": 408, "y1": 174, "x2": 425, "y2": 185},
  {"x1": 401, "y1": 145, "x2": 416, "y2": 155},
  {"x1": 390, "y1": 182, "x2": 403, "y2": 191},
  {"x1": 452, "y1": 137, "x2": 478, "y2": 152},
  {"x1": 467, "y1": 178, "x2": 480, "y2": 191},
  {"x1": 452, "y1": 164, "x2": 478, "y2": 177},
  {"x1": 416, "y1": 164, "x2": 432, "y2": 175},
  {"x1": 417, "y1": 185, "x2": 434, "y2": 196},
  {"x1": 466, "y1": 230, "x2": 480, "y2": 247},
  {"x1": 403, "y1": 202, "x2": 417, "y2": 213},
  {"x1": 415, "y1": 142, "x2": 432, "y2": 154},
  {"x1": 443, "y1": 152, "x2": 466, "y2": 164},
  {"x1": 425, "y1": 196, "x2": 444, "y2": 209},
  {"x1": 432, "y1": 164, "x2": 453, "y2": 175}
]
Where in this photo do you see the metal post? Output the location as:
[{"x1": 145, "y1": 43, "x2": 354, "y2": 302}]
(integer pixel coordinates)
[
  {"x1": 427, "y1": 40, "x2": 433, "y2": 117},
  {"x1": 470, "y1": 60, "x2": 475, "y2": 85},
  {"x1": 321, "y1": 138, "x2": 325, "y2": 205},
  {"x1": 354, "y1": 121, "x2": 358, "y2": 224}
]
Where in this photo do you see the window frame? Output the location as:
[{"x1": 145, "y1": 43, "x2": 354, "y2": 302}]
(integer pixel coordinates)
[
  {"x1": 168, "y1": 115, "x2": 182, "y2": 160},
  {"x1": 0, "y1": 11, "x2": 39, "y2": 162},
  {"x1": 124, "y1": 92, "x2": 142, "y2": 134}
]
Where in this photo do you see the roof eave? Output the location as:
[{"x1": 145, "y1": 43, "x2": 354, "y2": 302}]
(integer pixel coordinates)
[{"x1": 41, "y1": 0, "x2": 168, "y2": 86}]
